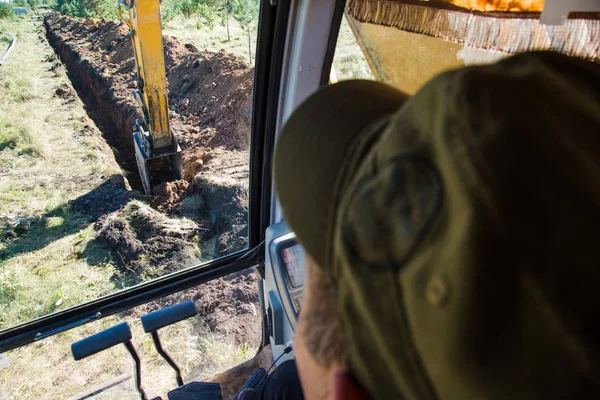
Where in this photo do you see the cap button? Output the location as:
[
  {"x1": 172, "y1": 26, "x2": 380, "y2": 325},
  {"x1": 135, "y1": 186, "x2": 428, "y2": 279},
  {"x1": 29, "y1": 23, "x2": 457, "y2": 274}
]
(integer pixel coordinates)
[{"x1": 425, "y1": 275, "x2": 450, "y2": 307}]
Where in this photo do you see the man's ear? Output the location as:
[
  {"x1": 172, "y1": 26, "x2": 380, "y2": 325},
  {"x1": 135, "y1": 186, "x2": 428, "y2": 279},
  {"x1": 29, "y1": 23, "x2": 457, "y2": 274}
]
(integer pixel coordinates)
[{"x1": 331, "y1": 370, "x2": 370, "y2": 400}]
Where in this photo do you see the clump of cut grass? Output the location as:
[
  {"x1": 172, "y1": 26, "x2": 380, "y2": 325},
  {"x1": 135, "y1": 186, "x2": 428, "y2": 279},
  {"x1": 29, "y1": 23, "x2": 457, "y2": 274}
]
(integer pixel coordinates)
[
  {"x1": 124, "y1": 200, "x2": 199, "y2": 238},
  {"x1": 0, "y1": 129, "x2": 18, "y2": 151},
  {"x1": 0, "y1": 33, "x2": 12, "y2": 44}
]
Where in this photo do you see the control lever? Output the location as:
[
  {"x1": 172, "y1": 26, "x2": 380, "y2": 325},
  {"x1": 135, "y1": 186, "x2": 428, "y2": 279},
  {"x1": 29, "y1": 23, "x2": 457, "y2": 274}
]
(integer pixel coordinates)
[
  {"x1": 71, "y1": 322, "x2": 148, "y2": 400},
  {"x1": 141, "y1": 301, "x2": 222, "y2": 399},
  {"x1": 141, "y1": 300, "x2": 197, "y2": 387}
]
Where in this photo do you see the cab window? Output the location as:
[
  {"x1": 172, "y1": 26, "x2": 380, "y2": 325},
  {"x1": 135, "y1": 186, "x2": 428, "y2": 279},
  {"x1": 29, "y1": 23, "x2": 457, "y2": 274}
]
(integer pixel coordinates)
[{"x1": 1, "y1": 1, "x2": 262, "y2": 398}]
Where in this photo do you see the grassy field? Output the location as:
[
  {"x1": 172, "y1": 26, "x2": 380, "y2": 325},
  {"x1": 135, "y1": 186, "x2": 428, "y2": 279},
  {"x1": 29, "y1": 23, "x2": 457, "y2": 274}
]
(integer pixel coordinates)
[{"x1": 0, "y1": 17, "x2": 122, "y2": 328}]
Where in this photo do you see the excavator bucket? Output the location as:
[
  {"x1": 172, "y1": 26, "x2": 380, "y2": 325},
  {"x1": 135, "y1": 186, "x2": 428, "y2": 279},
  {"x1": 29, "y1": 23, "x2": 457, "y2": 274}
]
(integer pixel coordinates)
[{"x1": 133, "y1": 119, "x2": 182, "y2": 195}]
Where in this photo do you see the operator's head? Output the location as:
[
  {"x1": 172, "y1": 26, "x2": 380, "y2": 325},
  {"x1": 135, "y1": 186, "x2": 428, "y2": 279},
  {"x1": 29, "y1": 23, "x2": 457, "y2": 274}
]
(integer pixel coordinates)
[{"x1": 274, "y1": 51, "x2": 600, "y2": 400}]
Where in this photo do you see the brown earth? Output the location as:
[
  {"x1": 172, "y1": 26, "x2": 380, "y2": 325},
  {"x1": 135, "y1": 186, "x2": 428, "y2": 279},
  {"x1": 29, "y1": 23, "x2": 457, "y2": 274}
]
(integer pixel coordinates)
[
  {"x1": 43, "y1": 13, "x2": 260, "y2": 348},
  {"x1": 44, "y1": 12, "x2": 252, "y2": 261}
]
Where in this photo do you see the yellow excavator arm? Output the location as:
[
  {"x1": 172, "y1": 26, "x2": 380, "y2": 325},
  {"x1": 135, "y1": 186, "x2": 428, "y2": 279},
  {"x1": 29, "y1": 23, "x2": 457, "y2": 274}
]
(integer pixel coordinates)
[{"x1": 117, "y1": 0, "x2": 181, "y2": 195}]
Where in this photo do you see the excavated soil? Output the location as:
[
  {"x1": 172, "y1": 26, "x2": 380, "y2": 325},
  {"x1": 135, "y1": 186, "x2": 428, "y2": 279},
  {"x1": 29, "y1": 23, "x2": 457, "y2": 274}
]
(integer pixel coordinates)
[
  {"x1": 129, "y1": 268, "x2": 261, "y2": 346},
  {"x1": 43, "y1": 13, "x2": 259, "y2": 347}
]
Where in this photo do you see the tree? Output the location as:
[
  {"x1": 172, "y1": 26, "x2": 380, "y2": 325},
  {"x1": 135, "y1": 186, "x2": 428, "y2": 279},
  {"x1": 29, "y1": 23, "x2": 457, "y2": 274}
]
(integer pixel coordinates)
[
  {"x1": 0, "y1": 2, "x2": 12, "y2": 19},
  {"x1": 197, "y1": 1, "x2": 219, "y2": 30},
  {"x1": 220, "y1": 0, "x2": 231, "y2": 41},
  {"x1": 179, "y1": 0, "x2": 197, "y2": 18},
  {"x1": 160, "y1": 0, "x2": 180, "y2": 24},
  {"x1": 232, "y1": 0, "x2": 257, "y2": 65},
  {"x1": 53, "y1": 0, "x2": 115, "y2": 19},
  {"x1": 27, "y1": 0, "x2": 41, "y2": 11}
]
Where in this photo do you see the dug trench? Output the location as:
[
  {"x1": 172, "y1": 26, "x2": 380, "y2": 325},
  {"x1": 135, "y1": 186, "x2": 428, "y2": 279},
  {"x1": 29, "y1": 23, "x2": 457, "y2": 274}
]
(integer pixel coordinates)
[{"x1": 42, "y1": 13, "x2": 261, "y2": 350}]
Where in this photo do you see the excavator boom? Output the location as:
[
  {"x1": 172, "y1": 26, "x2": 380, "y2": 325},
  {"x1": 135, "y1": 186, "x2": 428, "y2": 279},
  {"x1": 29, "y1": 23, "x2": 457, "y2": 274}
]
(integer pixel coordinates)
[{"x1": 118, "y1": 0, "x2": 181, "y2": 195}]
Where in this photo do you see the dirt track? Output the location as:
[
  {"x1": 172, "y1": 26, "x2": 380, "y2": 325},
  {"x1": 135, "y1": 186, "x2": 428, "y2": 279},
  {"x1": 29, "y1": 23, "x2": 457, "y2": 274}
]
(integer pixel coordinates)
[{"x1": 42, "y1": 13, "x2": 260, "y2": 346}]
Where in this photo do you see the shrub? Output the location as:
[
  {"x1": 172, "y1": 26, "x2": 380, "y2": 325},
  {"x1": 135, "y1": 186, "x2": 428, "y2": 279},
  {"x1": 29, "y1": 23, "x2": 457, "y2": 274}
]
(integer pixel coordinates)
[
  {"x1": 54, "y1": 0, "x2": 116, "y2": 20},
  {"x1": 179, "y1": 0, "x2": 197, "y2": 18},
  {"x1": 160, "y1": 0, "x2": 180, "y2": 24},
  {"x1": 0, "y1": 3, "x2": 12, "y2": 19}
]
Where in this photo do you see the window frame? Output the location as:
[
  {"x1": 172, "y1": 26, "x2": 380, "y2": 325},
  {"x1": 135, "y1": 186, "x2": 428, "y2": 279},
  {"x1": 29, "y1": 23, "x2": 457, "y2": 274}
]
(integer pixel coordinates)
[{"x1": 0, "y1": 0, "x2": 289, "y2": 354}]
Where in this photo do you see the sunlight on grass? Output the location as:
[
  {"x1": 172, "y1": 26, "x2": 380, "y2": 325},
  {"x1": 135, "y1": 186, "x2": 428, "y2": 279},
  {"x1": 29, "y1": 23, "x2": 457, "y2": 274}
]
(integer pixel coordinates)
[
  {"x1": 0, "y1": 119, "x2": 45, "y2": 157},
  {"x1": 0, "y1": 226, "x2": 117, "y2": 327},
  {"x1": 0, "y1": 22, "x2": 121, "y2": 221}
]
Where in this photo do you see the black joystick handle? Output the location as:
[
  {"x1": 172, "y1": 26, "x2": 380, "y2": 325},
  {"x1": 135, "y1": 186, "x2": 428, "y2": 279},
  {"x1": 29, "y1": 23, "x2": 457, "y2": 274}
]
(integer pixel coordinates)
[
  {"x1": 71, "y1": 322, "x2": 148, "y2": 400},
  {"x1": 141, "y1": 300, "x2": 197, "y2": 387}
]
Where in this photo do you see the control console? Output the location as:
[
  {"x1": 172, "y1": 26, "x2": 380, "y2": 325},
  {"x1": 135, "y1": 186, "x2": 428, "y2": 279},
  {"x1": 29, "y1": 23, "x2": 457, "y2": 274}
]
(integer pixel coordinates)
[
  {"x1": 264, "y1": 221, "x2": 306, "y2": 362},
  {"x1": 274, "y1": 236, "x2": 305, "y2": 315}
]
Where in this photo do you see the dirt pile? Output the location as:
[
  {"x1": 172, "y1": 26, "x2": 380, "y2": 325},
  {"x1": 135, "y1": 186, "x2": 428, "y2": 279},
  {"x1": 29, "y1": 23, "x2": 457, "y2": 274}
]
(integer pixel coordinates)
[
  {"x1": 192, "y1": 269, "x2": 260, "y2": 345},
  {"x1": 53, "y1": 83, "x2": 76, "y2": 101},
  {"x1": 169, "y1": 49, "x2": 253, "y2": 150},
  {"x1": 94, "y1": 201, "x2": 201, "y2": 279}
]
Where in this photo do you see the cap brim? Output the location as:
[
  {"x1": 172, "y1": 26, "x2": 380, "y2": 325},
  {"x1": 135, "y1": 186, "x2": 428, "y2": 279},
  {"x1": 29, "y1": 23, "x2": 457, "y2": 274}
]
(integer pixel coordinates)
[{"x1": 274, "y1": 80, "x2": 408, "y2": 268}]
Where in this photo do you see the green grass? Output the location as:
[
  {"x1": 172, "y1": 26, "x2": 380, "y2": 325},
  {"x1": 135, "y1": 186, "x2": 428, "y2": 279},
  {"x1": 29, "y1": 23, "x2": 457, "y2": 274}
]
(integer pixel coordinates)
[
  {"x1": 0, "y1": 18, "x2": 122, "y2": 335},
  {"x1": 332, "y1": 17, "x2": 374, "y2": 81},
  {"x1": 0, "y1": 269, "x2": 20, "y2": 303},
  {"x1": 0, "y1": 224, "x2": 116, "y2": 327},
  {"x1": 0, "y1": 21, "x2": 121, "y2": 218},
  {"x1": 0, "y1": 119, "x2": 44, "y2": 156}
]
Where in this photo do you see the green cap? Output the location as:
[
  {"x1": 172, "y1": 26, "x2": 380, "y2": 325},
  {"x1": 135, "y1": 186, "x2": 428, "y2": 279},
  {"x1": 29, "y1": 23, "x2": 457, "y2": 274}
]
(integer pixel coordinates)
[{"x1": 274, "y1": 51, "x2": 600, "y2": 399}]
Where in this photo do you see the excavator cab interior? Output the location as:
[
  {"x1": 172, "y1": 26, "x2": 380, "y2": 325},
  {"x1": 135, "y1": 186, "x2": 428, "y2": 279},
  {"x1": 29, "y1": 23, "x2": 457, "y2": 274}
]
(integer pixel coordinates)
[{"x1": 1, "y1": 1, "x2": 599, "y2": 399}]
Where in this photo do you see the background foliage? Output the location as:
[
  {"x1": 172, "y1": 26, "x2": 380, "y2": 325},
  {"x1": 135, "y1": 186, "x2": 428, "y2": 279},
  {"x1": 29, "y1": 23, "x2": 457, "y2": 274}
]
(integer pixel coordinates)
[
  {"x1": 46, "y1": 0, "x2": 258, "y2": 46},
  {"x1": 1, "y1": 0, "x2": 46, "y2": 19},
  {"x1": 0, "y1": 3, "x2": 13, "y2": 19},
  {"x1": 54, "y1": 0, "x2": 114, "y2": 19}
]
